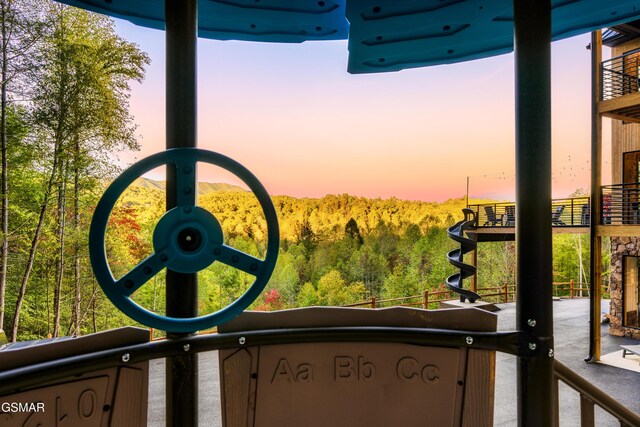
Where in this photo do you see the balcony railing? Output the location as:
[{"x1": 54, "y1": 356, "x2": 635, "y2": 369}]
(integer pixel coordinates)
[
  {"x1": 600, "y1": 183, "x2": 640, "y2": 225},
  {"x1": 601, "y1": 48, "x2": 640, "y2": 101},
  {"x1": 467, "y1": 185, "x2": 640, "y2": 228},
  {"x1": 468, "y1": 197, "x2": 590, "y2": 228}
]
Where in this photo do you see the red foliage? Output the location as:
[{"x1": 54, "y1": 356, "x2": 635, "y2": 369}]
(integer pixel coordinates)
[
  {"x1": 108, "y1": 207, "x2": 149, "y2": 260},
  {"x1": 254, "y1": 289, "x2": 283, "y2": 311},
  {"x1": 264, "y1": 289, "x2": 281, "y2": 305}
]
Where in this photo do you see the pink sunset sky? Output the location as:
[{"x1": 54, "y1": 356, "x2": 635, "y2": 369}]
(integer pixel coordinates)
[{"x1": 114, "y1": 19, "x2": 612, "y2": 203}]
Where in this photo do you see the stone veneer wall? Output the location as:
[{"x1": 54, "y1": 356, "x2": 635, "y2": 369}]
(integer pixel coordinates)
[{"x1": 610, "y1": 236, "x2": 640, "y2": 339}]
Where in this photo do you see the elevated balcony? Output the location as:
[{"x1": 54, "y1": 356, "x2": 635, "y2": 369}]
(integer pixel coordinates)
[
  {"x1": 466, "y1": 197, "x2": 590, "y2": 241},
  {"x1": 469, "y1": 197, "x2": 590, "y2": 228},
  {"x1": 599, "y1": 48, "x2": 640, "y2": 123},
  {"x1": 466, "y1": 185, "x2": 640, "y2": 239},
  {"x1": 598, "y1": 183, "x2": 640, "y2": 236}
]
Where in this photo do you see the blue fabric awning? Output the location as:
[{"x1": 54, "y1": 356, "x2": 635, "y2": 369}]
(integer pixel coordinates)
[{"x1": 55, "y1": 0, "x2": 640, "y2": 73}]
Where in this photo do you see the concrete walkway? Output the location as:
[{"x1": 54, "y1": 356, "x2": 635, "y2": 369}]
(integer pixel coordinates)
[
  {"x1": 148, "y1": 299, "x2": 640, "y2": 426},
  {"x1": 494, "y1": 298, "x2": 640, "y2": 426}
]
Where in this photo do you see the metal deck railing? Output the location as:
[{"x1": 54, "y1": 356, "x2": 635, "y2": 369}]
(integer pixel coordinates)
[
  {"x1": 468, "y1": 197, "x2": 590, "y2": 228},
  {"x1": 466, "y1": 183, "x2": 640, "y2": 228},
  {"x1": 601, "y1": 48, "x2": 640, "y2": 101},
  {"x1": 601, "y1": 183, "x2": 640, "y2": 225}
]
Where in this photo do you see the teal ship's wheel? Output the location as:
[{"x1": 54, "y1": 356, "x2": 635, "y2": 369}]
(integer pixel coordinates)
[{"x1": 89, "y1": 148, "x2": 279, "y2": 333}]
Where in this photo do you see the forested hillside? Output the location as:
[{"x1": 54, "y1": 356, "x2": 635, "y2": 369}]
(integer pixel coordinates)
[
  {"x1": 110, "y1": 185, "x2": 486, "y2": 315},
  {"x1": 107, "y1": 183, "x2": 594, "y2": 328},
  {"x1": 133, "y1": 177, "x2": 246, "y2": 195}
]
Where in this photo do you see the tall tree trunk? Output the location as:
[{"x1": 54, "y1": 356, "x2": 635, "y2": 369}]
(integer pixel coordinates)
[
  {"x1": 52, "y1": 158, "x2": 67, "y2": 337},
  {"x1": 10, "y1": 148, "x2": 60, "y2": 342},
  {"x1": 0, "y1": 0, "x2": 9, "y2": 332},
  {"x1": 46, "y1": 261, "x2": 51, "y2": 337},
  {"x1": 69, "y1": 286, "x2": 97, "y2": 335},
  {"x1": 70, "y1": 137, "x2": 80, "y2": 335}
]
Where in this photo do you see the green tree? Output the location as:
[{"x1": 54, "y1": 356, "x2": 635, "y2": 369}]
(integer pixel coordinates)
[
  {"x1": 10, "y1": 2, "x2": 148, "y2": 340},
  {"x1": 346, "y1": 245, "x2": 388, "y2": 296},
  {"x1": 553, "y1": 234, "x2": 590, "y2": 286},
  {"x1": 268, "y1": 250, "x2": 300, "y2": 307},
  {"x1": 381, "y1": 266, "x2": 421, "y2": 299},
  {"x1": 345, "y1": 217, "x2": 363, "y2": 245},
  {"x1": 477, "y1": 241, "x2": 515, "y2": 291},
  {"x1": 296, "y1": 282, "x2": 318, "y2": 307},
  {"x1": 0, "y1": 0, "x2": 43, "y2": 331},
  {"x1": 316, "y1": 270, "x2": 365, "y2": 306}
]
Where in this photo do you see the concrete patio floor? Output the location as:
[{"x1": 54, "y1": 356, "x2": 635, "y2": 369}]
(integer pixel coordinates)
[
  {"x1": 494, "y1": 298, "x2": 639, "y2": 426},
  {"x1": 147, "y1": 298, "x2": 640, "y2": 426}
]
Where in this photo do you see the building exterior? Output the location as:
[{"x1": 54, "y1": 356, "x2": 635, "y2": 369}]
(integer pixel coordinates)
[
  {"x1": 599, "y1": 23, "x2": 640, "y2": 341},
  {"x1": 462, "y1": 24, "x2": 640, "y2": 359}
]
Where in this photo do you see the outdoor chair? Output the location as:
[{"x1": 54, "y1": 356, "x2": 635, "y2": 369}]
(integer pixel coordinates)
[
  {"x1": 580, "y1": 204, "x2": 590, "y2": 225},
  {"x1": 552, "y1": 205, "x2": 566, "y2": 226},
  {"x1": 505, "y1": 206, "x2": 515, "y2": 226},
  {"x1": 483, "y1": 206, "x2": 503, "y2": 226}
]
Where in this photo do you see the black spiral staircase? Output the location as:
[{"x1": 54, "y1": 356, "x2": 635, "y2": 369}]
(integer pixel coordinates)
[{"x1": 446, "y1": 208, "x2": 481, "y2": 303}]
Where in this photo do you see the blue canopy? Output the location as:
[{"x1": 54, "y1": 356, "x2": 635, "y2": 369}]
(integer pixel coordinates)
[{"x1": 54, "y1": 0, "x2": 640, "y2": 73}]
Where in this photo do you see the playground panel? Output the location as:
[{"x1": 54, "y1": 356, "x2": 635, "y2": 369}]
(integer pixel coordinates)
[
  {"x1": 219, "y1": 307, "x2": 496, "y2": 427},
  {"x1": 0, "y1": 327, "x2": 149, "y2": 427}
]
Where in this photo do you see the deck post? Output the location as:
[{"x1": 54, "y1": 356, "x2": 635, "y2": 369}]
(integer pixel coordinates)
[
  {"x1": 165, "y1": 0, "x2": 199, "y2": 425},
  {"x1": 588, "y1": 30, "x2": 603, "y2": 363},
  {"x1": 513, "y1": 1, "x2": 554, "y2": 425},
  {"x1": 570, "y1": 279, "x2": 574, "y2": 299}
]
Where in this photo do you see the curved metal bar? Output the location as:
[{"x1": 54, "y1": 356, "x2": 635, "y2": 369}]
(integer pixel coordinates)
[{"x1": 0, "y1": 327, "x2": 532, "y2": 396}]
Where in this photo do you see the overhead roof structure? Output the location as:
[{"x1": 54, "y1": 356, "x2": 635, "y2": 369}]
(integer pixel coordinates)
[
  {"x1": 603, "y1": 19, "x2": 640, "y2": 47},
  {"x1": 56, "y1": 0, "x2": 640, "y2": 73}
]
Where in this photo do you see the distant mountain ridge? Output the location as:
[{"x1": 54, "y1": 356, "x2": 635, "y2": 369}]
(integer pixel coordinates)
[{"x1": 132, "y1": 177, "x2": 247, "y2": 195}]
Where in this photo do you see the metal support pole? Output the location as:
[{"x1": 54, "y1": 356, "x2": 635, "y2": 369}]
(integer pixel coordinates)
[
  {"x1": 466, "y1": 176, "x2": 469, "y2": 207},
  {"x1": 513, "y1": 1, "x2": 554, "y2": 425},
  {"x1": 165, "y1": 0, "x2": 198, "y2": 425},
  {"x1": 587, "y1": 30, "x2": 603, "y2": 363}
]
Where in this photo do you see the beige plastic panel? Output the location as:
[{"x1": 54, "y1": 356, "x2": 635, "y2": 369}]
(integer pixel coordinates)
[
  {"x1": 219, "y1": 307, "x2": 496, "y2": 427},
  {"x1": 256, "y1": 342, "x2": 465, "y2": 427},
  {"x1": 0, "y1": 328, "x2": 149, "y2": 427}
]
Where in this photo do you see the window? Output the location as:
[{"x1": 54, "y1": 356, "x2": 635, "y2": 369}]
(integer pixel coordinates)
[
  {"x1": 623, "y1": 256, "x2": 640, "y2": 328},
  {"x1": 622, "y1": 151, "x2": 640, "y2": 224},
  {"x1": 623, "y1": 150, "x2": 640, "y2": 184}
]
